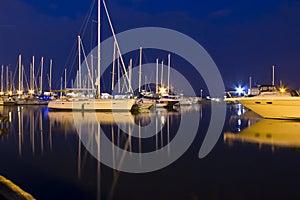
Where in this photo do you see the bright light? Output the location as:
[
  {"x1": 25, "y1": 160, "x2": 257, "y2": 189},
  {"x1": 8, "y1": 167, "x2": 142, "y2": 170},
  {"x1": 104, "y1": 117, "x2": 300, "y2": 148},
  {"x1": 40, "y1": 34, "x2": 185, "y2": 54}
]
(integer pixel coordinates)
[
  {"x1": 17, "y1": 90, "x2": 23, "y2": 95},
  {"x1": 28, "y1": 89, "x2": 34, "y2": 95},
  {"x1": 235, "y1": 86, "x2": 244, "y2": 95},
  {"x1": 158, "y1": 87, "x2": 167, "y2": 95},
  {"x1": 8, "y1": 91, "x2": 12, "y2": 96},
  {"x1": 279, "y1": 87, "x2": 286, "y2": 93},
  {"x1": 0, "y1": 92, "x2": 4, "y2": 96}
]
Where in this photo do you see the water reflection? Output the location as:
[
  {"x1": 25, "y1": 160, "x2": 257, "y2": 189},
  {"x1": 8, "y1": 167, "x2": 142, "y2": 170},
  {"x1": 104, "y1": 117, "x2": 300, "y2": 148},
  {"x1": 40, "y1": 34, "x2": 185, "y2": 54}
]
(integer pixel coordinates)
[
  {"x1": 47, "y1": 105, "x2": 202, "y2": 200},
  {"x1": 0, "y1": 104, "x2": 203, "y2": 200},
  {"x1": 225, "y1": 119, "x2": 300, "y2": 150},
  {"x1": 225, "y1": 104, "x2": 300, "y2": 151}
]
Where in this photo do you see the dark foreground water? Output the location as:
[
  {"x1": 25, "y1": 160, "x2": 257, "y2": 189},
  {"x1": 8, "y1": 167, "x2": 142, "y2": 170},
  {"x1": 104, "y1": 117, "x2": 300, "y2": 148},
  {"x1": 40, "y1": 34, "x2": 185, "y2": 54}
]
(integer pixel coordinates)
[{"x1": 0, "y1": 103, "x2": 299, "y2": 200}]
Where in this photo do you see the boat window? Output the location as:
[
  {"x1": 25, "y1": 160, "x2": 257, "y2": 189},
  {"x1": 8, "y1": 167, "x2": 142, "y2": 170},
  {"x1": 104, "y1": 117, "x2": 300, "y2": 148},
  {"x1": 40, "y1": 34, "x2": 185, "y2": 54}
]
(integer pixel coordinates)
[
  {"x1": 290, "y1": 90, "x2": 300, "y2": 97},
  {"x1": 266, "y1": 102, "x2": 272, "y2": 104},
  {"x1": 255, "y1": 102, "x2": 261, "y2": 104},
  {"x1": 259, "y1": 85, "x2": 277, "y2": 93}
]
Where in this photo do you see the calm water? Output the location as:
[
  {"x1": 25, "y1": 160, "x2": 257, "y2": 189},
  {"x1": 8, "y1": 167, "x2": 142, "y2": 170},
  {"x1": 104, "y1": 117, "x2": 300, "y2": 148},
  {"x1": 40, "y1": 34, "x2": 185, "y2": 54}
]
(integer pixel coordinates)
[{"x1": 0, "y1": 104, "x2": 300, "y2": 200}]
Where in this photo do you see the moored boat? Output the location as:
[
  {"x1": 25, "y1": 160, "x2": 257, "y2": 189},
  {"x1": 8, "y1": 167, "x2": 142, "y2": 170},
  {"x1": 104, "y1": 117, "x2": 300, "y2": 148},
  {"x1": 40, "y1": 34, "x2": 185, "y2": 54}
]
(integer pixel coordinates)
[{"x1": 228, "y1": 85, "x2": 300, "y2": 119}]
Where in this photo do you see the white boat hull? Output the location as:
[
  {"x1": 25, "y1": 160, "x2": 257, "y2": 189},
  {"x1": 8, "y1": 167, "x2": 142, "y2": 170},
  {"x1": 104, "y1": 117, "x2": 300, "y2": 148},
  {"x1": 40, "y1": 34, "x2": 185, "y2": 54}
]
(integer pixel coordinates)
[
  {"x1": 48, "y1": 98, "x2": 135, "y2": 111},
  {"x1": 238, "y1": 97, "x2": 300, "y2": 119}
]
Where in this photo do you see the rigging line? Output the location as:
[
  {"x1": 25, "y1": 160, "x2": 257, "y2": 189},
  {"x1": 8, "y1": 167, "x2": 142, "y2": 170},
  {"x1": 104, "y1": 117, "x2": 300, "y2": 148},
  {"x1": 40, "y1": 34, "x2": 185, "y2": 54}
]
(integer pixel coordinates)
[
  {"x1": 116, "y1": 51, "x2": 129, "y2": 93},
  {"x1": 78, "y1": 0, "x2": 96, "y2": 38},
  {"x1": 23, "y1": 65, "x2": 29, "y2": 91},
  {"x1": 59, "y1": 0, "x2": 96, "y2": 90},
  {"x1": 80, "y1": 39, "x2": 95, "y2": 90},
  {"x1": 12, "y1": 60, "x2": 18, "y2": 91},
  {"x1": 102, "y1": 0, "x2": 132, "y2": 93}
]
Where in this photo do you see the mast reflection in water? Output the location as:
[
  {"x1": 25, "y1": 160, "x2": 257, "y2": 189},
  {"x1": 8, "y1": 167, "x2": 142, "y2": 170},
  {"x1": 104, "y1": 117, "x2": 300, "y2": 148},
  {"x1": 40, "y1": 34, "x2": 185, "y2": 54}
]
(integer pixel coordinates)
[
  {"x1": 0, "y1": 105, "x2": 203, "y2": 200},
  {"x1": 1, "y1": 104, "x2": 300, "y2": 199}
]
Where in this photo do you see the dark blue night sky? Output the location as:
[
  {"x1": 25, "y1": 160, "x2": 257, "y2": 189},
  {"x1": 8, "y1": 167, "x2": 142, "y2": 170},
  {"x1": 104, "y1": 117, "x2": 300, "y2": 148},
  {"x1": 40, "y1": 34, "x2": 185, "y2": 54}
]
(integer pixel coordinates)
[{"x1": 1, "y1": 0, "x2": 300, "y2": 92}]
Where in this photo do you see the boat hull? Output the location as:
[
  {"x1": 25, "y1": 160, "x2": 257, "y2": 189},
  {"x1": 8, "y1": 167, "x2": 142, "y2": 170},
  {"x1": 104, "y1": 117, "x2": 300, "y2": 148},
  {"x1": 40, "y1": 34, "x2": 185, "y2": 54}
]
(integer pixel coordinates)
[
  {"x1": 48, "y1": 98, "x2": 135, "y2": 111},
  {"x1": 238, "y1": 97, "x2": 300, "y2": 119}
]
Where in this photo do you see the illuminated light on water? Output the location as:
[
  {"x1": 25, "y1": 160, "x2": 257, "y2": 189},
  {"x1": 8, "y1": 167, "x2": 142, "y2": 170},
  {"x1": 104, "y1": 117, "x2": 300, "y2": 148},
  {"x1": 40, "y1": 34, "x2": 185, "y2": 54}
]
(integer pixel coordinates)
[
  {"x1": 238, "y1": 119, "x2": 241, "y2": 126},
  {"x1": 237, "y1": 104, "x2": 242, "y2": 116},
  {"x1": 8, "y1": 112, "x2": 12, "y2": 122}
]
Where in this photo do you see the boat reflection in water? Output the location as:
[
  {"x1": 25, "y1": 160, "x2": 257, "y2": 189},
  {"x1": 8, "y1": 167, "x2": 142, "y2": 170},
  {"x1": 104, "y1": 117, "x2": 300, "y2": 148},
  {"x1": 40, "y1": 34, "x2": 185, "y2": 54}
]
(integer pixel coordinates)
[
  {"x1": 47, "y1": 104, "x2": 202, "y2": 200},
  {"x1": 225, "y1": 114, "x2": 300, "y2": 150},
  {"x1": 0, "y1": 104, "x2": 203, "y2": 199}
]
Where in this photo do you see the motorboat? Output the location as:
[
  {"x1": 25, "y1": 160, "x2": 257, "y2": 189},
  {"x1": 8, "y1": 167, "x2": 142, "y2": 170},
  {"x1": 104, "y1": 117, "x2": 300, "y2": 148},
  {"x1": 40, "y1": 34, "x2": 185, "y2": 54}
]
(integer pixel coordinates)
[{"x1": 226, "y1": 85, "x2": 300, "y2": 119}]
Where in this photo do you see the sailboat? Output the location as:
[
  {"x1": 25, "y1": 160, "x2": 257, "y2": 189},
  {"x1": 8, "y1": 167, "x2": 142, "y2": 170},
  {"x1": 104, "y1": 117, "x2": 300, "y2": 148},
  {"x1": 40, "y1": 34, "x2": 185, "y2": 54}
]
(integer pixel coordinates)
[
  {"x1": 48, "y1": 0, "x2": 135, "y2": 111},
  {"x1": 139, "y1": 55, "x2": 179, "y2": 109}
]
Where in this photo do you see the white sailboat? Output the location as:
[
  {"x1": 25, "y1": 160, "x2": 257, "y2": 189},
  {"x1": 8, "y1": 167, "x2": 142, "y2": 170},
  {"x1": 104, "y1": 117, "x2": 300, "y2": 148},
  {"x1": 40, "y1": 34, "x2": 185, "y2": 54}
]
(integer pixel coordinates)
[{"x1": 48, "y1": 0, "x2": 135, "y2": 111}]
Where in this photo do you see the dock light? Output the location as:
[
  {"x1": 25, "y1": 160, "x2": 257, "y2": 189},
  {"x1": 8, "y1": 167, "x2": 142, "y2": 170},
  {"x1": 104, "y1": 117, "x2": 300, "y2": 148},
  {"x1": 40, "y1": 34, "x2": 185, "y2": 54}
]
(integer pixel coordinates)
[
  {"x1": 0, "y1": 92, "x2": 4, "y2": 96},
  {"x1": 8, "y1": 91, "x2": 12, "y2": 96},
  {"x1": 28, "y1": 89, "x2": 34, "y2": 95}
]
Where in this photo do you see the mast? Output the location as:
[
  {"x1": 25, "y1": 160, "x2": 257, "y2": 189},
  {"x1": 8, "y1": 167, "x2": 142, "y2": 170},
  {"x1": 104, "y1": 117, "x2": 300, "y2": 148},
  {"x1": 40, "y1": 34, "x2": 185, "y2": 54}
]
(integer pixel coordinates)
[
  {"x1": 18, "y1": 54, "x2": 22, "y2": 93},
  {"x1": 21, "y1": 64, "x2": 24, "y2": 92},
  {"x1": 49, "y1": 59, "x2": 52, "y2": 92},
  {"x1": 40, "y1": 57, "x2": 44, "y2": 95},
  {"x1": 1, "y1": 65, "x2": 3, "y2": 94},
  {"x1": 139, "y1": 47, "x2": 142, "y2": 93},
  {"x1": 160, "y1": 60, "x2": 164, "y2": 87},
  {"x1": 167, "y1": 54, "x2": 170, "y2": 93},
  {"x1": 117, "y1": 54, "x2": 120, "y2": 93},
  {"x1": 90, "y1": 54, "x2": 94, "y2": 91},
  {"x1": 129, "y1": 59, "x2": 132, "y2": 91},
  {"x1": 6, "y1": 65, "x2": 8, "y2": 93},
  {"x1": 60, "y1": 76, "x2": 63, "y2": 98},
  {"x1": 32, "y1": 56, "x2": 35, "y2": 91},
  {"x1": 111, "y1": 41, "x2": 116, "y2": 92},
  {"x1": 78, "y1": 35, "x2": 82, "y2": 89},
  {"x1": 156, "y1": 58, "x2": 158, "y2": 93},
  {"x1": 272, "y1": 65, "x2": 275, "y2": 86},
  {"x1": 76, "y1": 70, "x2": 79, "y2": 88},
  {"x1": 64, "y1": 68, "x2": 67, "y2": 90},
  {"x1": 97, "y1": 0, "x2": 101, "y2": 97}
]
